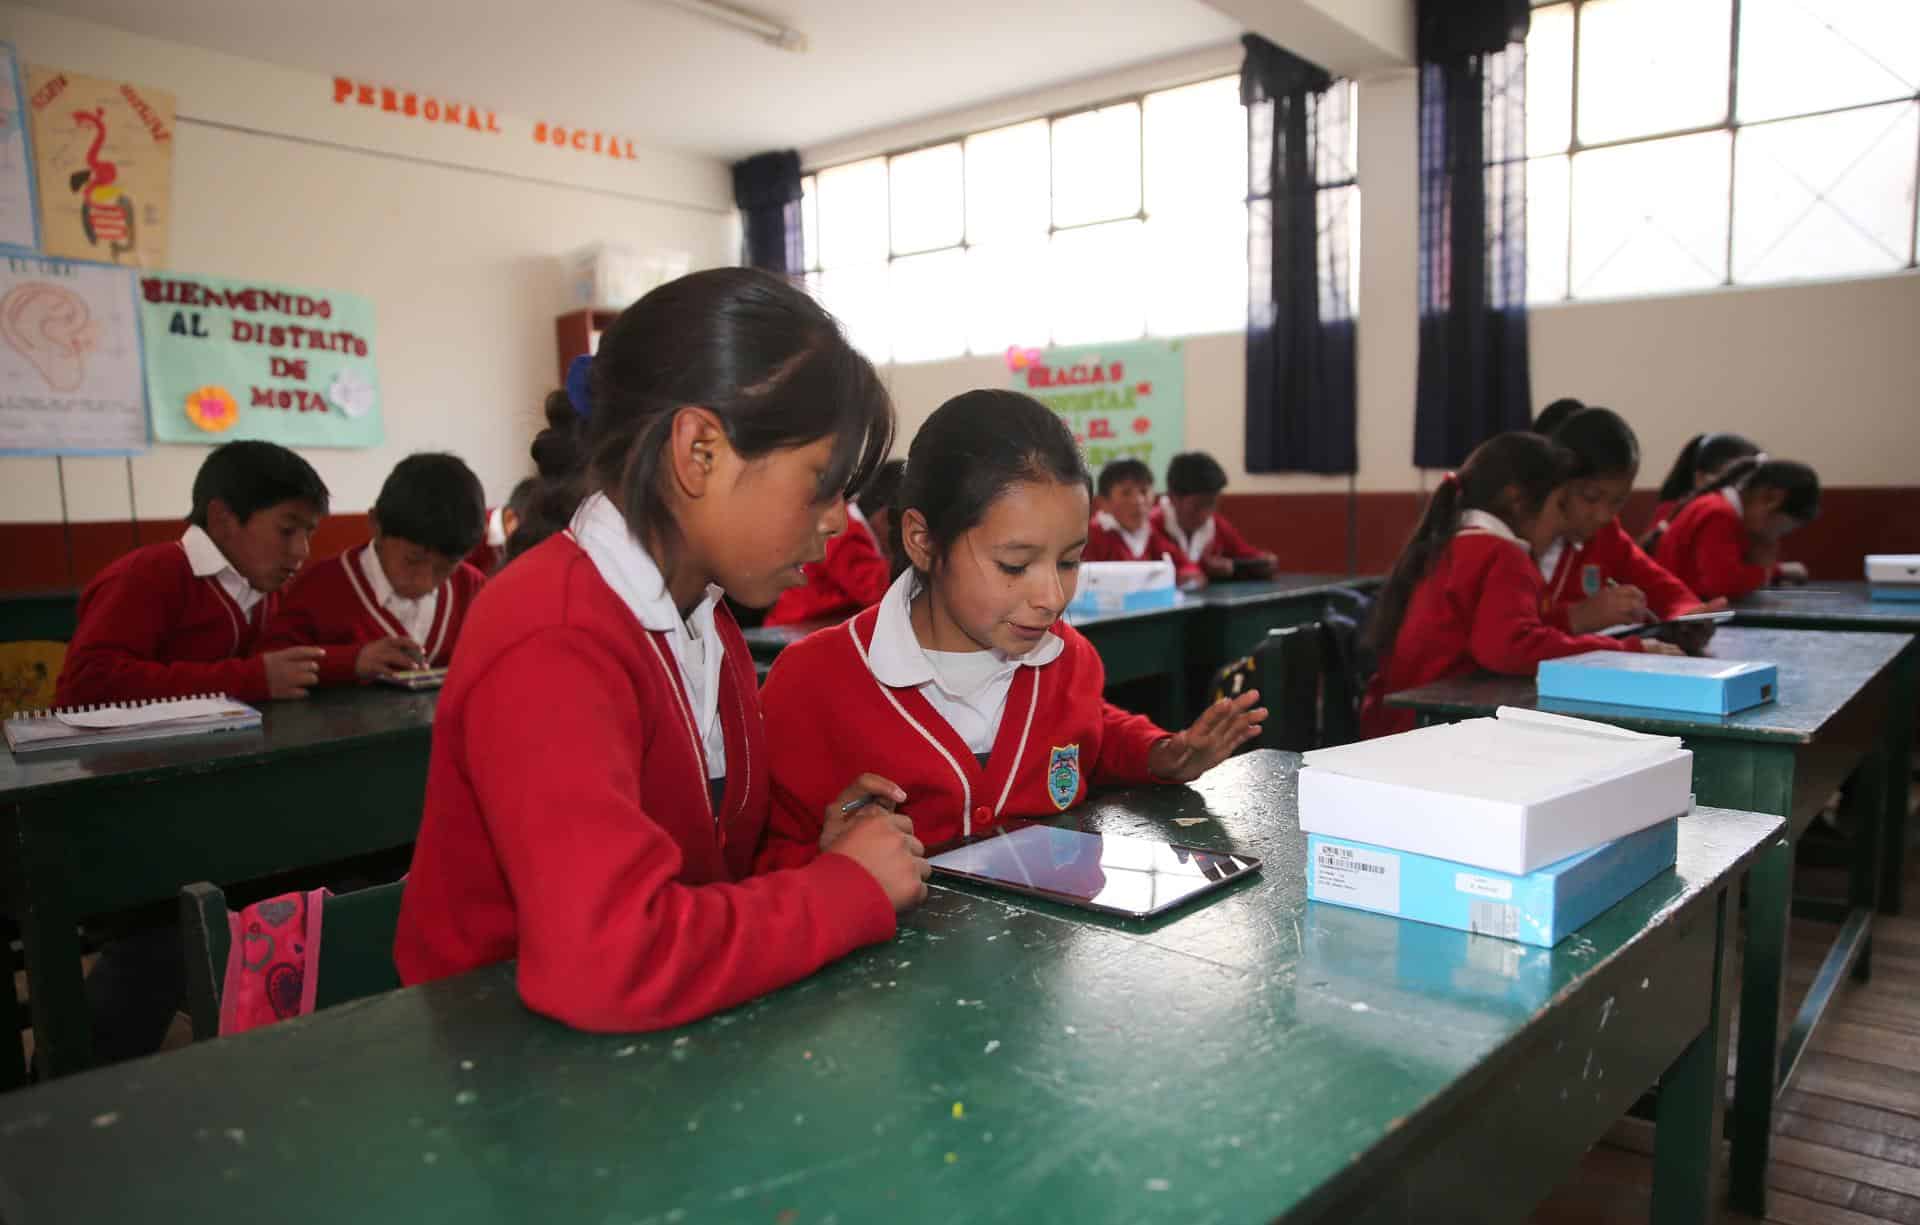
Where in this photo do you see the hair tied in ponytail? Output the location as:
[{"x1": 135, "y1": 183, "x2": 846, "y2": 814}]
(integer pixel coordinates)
[
  {"x1": 1439, "y1": 471, "x2": 1458, "y2": 490},
  {"x1": 565, "y1": 354, "x2": 594, "y2": 422}
]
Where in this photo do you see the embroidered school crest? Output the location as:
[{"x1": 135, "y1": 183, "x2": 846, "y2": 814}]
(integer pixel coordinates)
[
  {"x1": 1047, "y1": 745, "x2": 1082, "y2": 810},
  {"x1": 1582, "y1": 564, "x2": 1603, "y2": 596}
]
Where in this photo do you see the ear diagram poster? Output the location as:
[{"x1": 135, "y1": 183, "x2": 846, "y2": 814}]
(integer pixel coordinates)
[{"x1": 0, "y1": 252, "x2": 147, "y2": 455}]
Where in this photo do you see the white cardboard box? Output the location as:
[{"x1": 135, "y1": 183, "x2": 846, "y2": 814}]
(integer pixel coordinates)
[
  {"x1": 1298, "y1": 707, "x2": 1693, "y2": 875},
  {"x1": 1866, "y1": 555, "x2": 1920, "y2": 585}
]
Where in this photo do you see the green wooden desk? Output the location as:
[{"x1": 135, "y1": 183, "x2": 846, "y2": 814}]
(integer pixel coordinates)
[
  {"x1": 0, "y1": 688, "x2": 437, "y2": 1085},
  {"x1": 1185, "y1": 575, "x2": 1379, "y2": 722},
  {"x1": 1734, "y1": 581, "x2": 1920, "y2": 915},
  {"x1": 0, "y1": 750, "x2": 1778, "y2": 1224},
  {"x1": 1385, "y1": 626, "x2": 1912, "y2": 1216},
  {"x1": 0, "y1": 591, "x2": 79, "y2": 643},
  {"x1": 1064, "y1": 597, "x2": 1202, "y2": 728},
  {"x1": 741, "y1": 617, "x2": 842, "y2": 669}
]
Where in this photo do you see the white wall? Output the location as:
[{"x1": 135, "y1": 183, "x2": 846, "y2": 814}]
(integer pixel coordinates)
[{"x1": 0, "y1": 3, "x2": 735, "y2": 525}]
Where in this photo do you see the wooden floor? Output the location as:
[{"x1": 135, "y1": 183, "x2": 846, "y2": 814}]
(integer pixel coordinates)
[{"x1": 1533, "y1": 843, "x2": 1920, "y2": 1225}]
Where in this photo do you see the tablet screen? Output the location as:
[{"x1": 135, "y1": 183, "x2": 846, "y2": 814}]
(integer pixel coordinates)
[{"x1": 928, "y1": 823, "x2": 1261, "y2": 918}]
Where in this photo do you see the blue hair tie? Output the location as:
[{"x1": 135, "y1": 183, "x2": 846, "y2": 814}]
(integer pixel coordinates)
[{"x1": 565, "y1": 354, "x2": 594, "y2": 422}]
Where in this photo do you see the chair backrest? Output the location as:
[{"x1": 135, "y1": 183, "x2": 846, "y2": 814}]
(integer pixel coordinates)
[
  {"x1": 1210, "y1": 623, "x2": 1323, "y2": 754},
  {"x1": 179, "y1": 878, "x2": 405, "y2": 1040},
  {"x1": 1315, "y1": 586, "x2": 1377, "y2": 749}
]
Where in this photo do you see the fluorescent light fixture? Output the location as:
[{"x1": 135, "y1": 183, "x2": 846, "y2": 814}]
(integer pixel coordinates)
[{"x1": 655, "y1": 0, "x2": 810, "y2": 52}]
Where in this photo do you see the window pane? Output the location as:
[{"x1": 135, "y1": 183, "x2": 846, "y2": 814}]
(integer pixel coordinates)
[
  {"x1": 1738, "y1": 0, "x2": 1920, "y2": 123},
  {"x1": 1047, "y1": 220, "x2": 1147, "y2": 344},
  {"x1": 816, "y1": 158, "x2": 889, "y2": 268},
  {"x1": 1319, "y1": 185, "x2": 1360, "y2": 318},
  {"x1": 812, "y1": 263, "x2": 890, "y2": 363},
  {"x1": 965, "y1": 120, "x2": 1050, "y2": 244},
  {"x1": 1146, "y1": 205, "x2": 1246, "y2": 337},
  {"x1": 1570, "y1": 130, "x2": 1731, "y2": 298},
  {"x1": 1315, "y1": 81, "x2": 1358, "y2": 187},
  {"x1": 1052, "y1": 103, "x2": 1143, "y2": 227},
  {"x1": 889, "y1": 143, "x2": 963, "y2": 256},
  {"x1": 1145, "y1": 76, "x2": 1245, "y2": 220},
  {"x1": 1525, "y1": 4, "x2": 1573, "y2": 155},
  {"x1": 1577, "y1": 0, "x2": 1731, "y2": 145},
  {"x1": 800, "y1": 176, "x2": 818, "y2": 270},
  {"x1": 1527, "y1": 154, "x2": 1571, "y2": 302},
  {"x1": 1734, "y1": 101, "x2": 1919, "y2": 284},
  {"x1": 964, "y1": 242, "x2": 1051, "y2": 354},
  {"x1": 888, "y1": 248, "x2": 967, "y2": 362}
]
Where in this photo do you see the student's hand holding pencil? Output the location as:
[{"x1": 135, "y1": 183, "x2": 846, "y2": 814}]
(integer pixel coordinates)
[
  {"x1": 1148, "y1": 689, "x2": 1267, "y2": 783},
  {"x1": 823, "y1": 773, "x2": 929, "y2": 911},
  {"x1": 1568, "y1": 583, "x2": 1650, "y2": 634},
  {"x1": 819, "y1": 773, "x2": 911, "y2": 850}
]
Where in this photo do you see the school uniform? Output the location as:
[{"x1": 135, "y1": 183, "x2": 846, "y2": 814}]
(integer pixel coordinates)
[
  {"x1": 56, "y1": 526, "x2": 279, "y2": 706},
  {"x1": 1360, "y1": 511, "x2": 1646, "y2": 739},
  {"x1": 1538, "y1": 519, "x2": 1704, "y2": 630},
  {"x1": 1152, "y1": 496, "x2": 1265, "y2": 566},
  {"x1": 758, "y1": 569, "x2": 1170, "y2": 868},
  {"x1": 394, "y1": 492, "x2": 893, "y2": 1033},
  {"x1": 1654, "y1": 488, "x2": 1773, "y2": 600},
  {"x1": 465, "y1": 506, "x2": 508, "y2": 575},
  {"x1": 764, "y1": 504, "x2": 890, "y2": 627},
  {"x1": 261, "y1": 543, "x2": 486, "y2": 685},
  {"x1": 1083, "y1": 511, "x2": 1201, "y2": 581}
]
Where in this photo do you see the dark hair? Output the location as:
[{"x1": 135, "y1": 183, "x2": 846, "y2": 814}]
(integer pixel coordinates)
[
  {"x1": 895, "y1": 390, "x2": 1088, "y2": 582},
  {"x1": 1685, "y1": 457, "x2": 1821, "y2": 524},
  {"x1": 1655, "y1": 432, "x2": 1761, "y2": 502},
  {"x1": 1165, "y1": 451, "x2": 1228, "y2": 497},
  {"x1": 1532, "y1": 397, "x2": 1585, "y2": 436},
  {"x1": 371, "y1": 453, "x2": 487, "y2": 559},
  {"x1": 188, "y1": 440, "x2": 329, "y2": 527},
  {"x1": 1551, "y1": 407, "x2": 1639, "y2": 481},
  {"x1": 1365, "y1": 432, "x2": 1574, "y2": 656},
  {"x1": 523, "y1": 267, "x2": 892, "y2": 574},
  {"x1": 855, "y1": 458, "x2": 905, "y2": 518},
  {"x1": 1096, "y1": 457, "x2": 1154, "y2": 497},
  {"x1": 505, "y1": 477, "x2": 538, "y2": 521}
]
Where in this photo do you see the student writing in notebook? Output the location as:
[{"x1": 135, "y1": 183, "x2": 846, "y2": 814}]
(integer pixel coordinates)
[
  {"x1": 757, "y1": 391, "x2": 1264, "y2": 861},
  {"x1": 1359, "y1": 432, "x2": 1680, "y2": 740},
  {"x1": 1152, "y1": 451, "x2": 1279, "y2": 580},
  {"x1": 1083, "y1": 457, "x2": 1202, "y2": 585},
  {"x1": 56, "y1": 440, "x2": 331, "y2": 708},
  {"x1": 394, "y1": 269, "x2": 928, "y2": 1032},
  {"x1": 1654, "y1": 457, "x2": 1820, "y2": 601},
  {"x1": 1642, "y1": 432, "x2": 1761, "y2": 550},
  {"x1": 762, "y1": 458, "x2": 902, "y2": 626},
  {"x1": 262, "y1": 452, "x2": 490, "y2": 684}
]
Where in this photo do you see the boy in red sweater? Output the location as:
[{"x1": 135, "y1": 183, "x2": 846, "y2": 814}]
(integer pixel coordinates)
[
  {"x1": 57, "y1": 440, "x2": 330, "y2": 708},
  {"x1": 264, "y1": 452, "x2": 489, "y2": 683},
  {"x1": 764, "y1": 458, "x2": 900, "y2": 626},
  {"x1": 1152, "y1": 451, "x2": 1278, "y2": 580},
  {"x1": 1083, "y1": 457, "x2": 1201, "y2": 584}
]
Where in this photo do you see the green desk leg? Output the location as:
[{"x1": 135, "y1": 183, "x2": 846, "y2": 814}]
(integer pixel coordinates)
[
  {"x1": 1881, "y1": 645, "x2": 1914, "y2": 916},
  {"x1": 1652, "y1": 883, "x2": 1735, "y2": 1225},
  {"x1": 4, "y1": 803, "x2": 91, "y2": 1078},
  {"x1": 1731, "y1": 832, "x2": 1793, "y2": 1217}
]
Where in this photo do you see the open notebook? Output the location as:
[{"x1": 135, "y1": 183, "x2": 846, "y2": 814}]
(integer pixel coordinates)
[{"x1": 5, "y1": 694, "x2": 262, "y2": 754}]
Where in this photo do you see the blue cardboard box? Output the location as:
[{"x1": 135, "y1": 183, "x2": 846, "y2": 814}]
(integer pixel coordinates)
[
  {"x1": 1305, "y1": 818, "x2": 1679, "y2": 947},
  {"x1": 1537, "y1": 651, "x2": 1778, "y2": 715},
  {"x1": 1871, "y1": 586, "x2": 1920, "y2": 603}
]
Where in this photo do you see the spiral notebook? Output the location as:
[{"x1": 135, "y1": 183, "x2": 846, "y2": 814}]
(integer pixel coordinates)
[{"x1": 5, "y1": 694, "x2": 262, "y2": 754}]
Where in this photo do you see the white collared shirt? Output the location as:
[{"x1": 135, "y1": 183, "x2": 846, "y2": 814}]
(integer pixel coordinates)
[
  {"x1": 1157, "y1": 495, "x2": 1215, "y2": 559},
  {"x1": 1537, "y1": 537, "x2": 1567, "y2": 580},
  {"x1": 861, "y1": 568, "x2": 1063, "y2": 754},
  {"x1": 1721, "y1": 486, "x2": 1743, "y2": 515},
  {"x1": 1094, "y1": 510, "x2": 1153, "y2": 559},
  {"x1": 180, "y1": 525, "x2": 266, "y2": 617},
  {"x1": 485, "y1": 506, "x2": 507, "y2": 548},
  {"x1": 571, "y1": 492, "x2": 727, "y2": 777},
  {"x1": 1458, "y1": 508, "x2": 1525, "y2": 548},
  {"x1": 359, "y1": 543, "x2": 440, "y2": 648}
]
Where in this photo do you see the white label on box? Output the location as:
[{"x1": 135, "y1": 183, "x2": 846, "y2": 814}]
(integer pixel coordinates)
[
  {"x1": 1455, "y1": 873, "x2": 1514, "y2": 901},
  {"x1": 1469, "y1": 901, "x2": 1520, "y2": 940},
  {"x1": 1313, "y1": 843, "x2": 1401, "y2": 913}
]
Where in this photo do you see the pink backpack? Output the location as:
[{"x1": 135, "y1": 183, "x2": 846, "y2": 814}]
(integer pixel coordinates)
[{"x1": 218, "y1": 888, "x2": 328, "y2": 1036}]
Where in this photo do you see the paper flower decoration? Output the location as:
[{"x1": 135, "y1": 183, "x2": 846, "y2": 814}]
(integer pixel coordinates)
[
  {"x1": 1004, "y1": 345, "x2": 1043, "y2": 373},
  {"x1": 184, "y1": 385, "x2": 238, "y2": 433},
  {"x1": 327, "y1": 369, "x2": 376, "y2": 419}
]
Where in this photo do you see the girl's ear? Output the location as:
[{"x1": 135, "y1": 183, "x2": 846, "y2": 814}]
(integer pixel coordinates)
[
  {"x1": 665, "y1": 406, "x2": 730, "y2": 499},
  {"x1": 900, "y1": 507, "x2": 937, "y2": 574}
]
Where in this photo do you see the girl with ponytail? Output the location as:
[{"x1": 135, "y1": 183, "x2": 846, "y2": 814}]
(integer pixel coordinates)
[
  {"x1": 1654, "y1": 457, "x2": 1820, "y2": 599},
  {"x1": 1644, "y1": 432, "x2": 1761, "y2": 548},
  {"x1": 1360, "y1": 432, "x2": 1678, "y2": 739}
]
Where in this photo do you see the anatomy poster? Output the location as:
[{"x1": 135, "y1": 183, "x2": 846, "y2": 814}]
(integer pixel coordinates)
[
  {"x1": 24, "y1": 66, "x2": 173, "y2": 267},
  {"x1": 0, "y1": 44, "x2": 37, "y2": 252},
  {"x1": 0, "y1": 252, "x2": 148, "y2": 455}
]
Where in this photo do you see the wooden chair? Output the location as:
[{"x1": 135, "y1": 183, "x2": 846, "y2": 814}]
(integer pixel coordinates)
[{"x1": 179, "y1": 879, "x2": 405, "y2": 1040}]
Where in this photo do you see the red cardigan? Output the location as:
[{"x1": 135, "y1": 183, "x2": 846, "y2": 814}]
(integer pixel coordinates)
[
  {"x1": 393, "y1": 532, "x2": 896, "y2": 1032},
  {"x1": 1541, "y1": 519, "x2": 1703, "y2": 630},
  {"x1": 1083, "y1": 516, "x2": 1201, "y2": 582},
  {"x1": 1151, "y1": 505, "x2": 1264, "y2": 564},
  {"x1": 56, "y1": 540, "x2": 276, "y2": 706},
  {"x1": 1360, "y1": 530, "x2": 1644, "y2": 739},
  {"x1": 758, "y1": 607, "x2": 1169, "y2": 869},
  {"x1": 1654, "y1": 494, "x2": 1772, "y2": 600},
  {"x1": 764, "y1": 515, "x2": 889, "y2": 626},
  {"x1": 260, "y1": 545, "x2": 487, "y2": 685}
]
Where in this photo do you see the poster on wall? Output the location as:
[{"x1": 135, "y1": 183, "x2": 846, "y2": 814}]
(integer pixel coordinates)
[
  {"x1": 25, "y1": 66, "x2": 173, "y2": 267},
  {"x1": 141, "y1": 272, "x2": 384, "y2": 448},
  {"x1": 0, "y1": 252, "x2": 147, "y2": 455},
  {"x1": 0, "y1": 44, "x2": 39, "y2": 252},
  {"x1": 1005, "y1": 339, "x2": 1186, "y2": 485}
]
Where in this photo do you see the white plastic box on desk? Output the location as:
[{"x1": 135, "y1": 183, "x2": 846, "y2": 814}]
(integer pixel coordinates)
[
  {"x1": 1297, "y1": 707, "x2": 1693, "y2": 875},
  {"x1": 1066, "y1": 559, "x2": 1178, "y2": 615},
  {"x1": 564, "y1": 244, "x2": 691, "y2": 311}
]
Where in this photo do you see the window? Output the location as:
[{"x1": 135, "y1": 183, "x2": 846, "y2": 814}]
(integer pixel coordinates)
[
  {"x1": 800, "y1": 73, "x2": 1338, "y2": 365},
  {"x1": 1525, "y1": 0, "x2": 1920, "y2": 302}
]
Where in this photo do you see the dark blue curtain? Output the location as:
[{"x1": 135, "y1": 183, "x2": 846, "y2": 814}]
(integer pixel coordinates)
[
  {"x1": 732, "y1": 150, "x2": 804, "y2": 276},
  {"x1": 1412, "y1": 0, "x2": 1532, "y2": 470},
  {"x1": 1243, "y1": 35, "x2": 1356, "y2": 474}
]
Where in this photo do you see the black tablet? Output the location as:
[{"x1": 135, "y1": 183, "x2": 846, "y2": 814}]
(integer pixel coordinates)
[{"x1": 928, "y1": 822, "x2": 1261, "y2": 918}]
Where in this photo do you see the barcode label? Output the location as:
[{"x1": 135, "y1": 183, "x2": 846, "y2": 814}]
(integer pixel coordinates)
[
  {"x1": 1470, "y1": 901, "x2": 1519, "y2": 940},
  {"x1": 1312, "y1": 841, "x2": 1401, "y2": 913}
]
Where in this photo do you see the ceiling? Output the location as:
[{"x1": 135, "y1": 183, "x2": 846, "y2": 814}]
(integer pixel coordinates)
[{"x1": 25, "y1": 0, "x2": 1245, "y2": 160}]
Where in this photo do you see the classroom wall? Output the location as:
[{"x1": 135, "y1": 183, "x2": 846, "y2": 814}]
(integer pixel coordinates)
[{"x1": 0, "y1": 2, "x2": 735, "y2": 590}]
